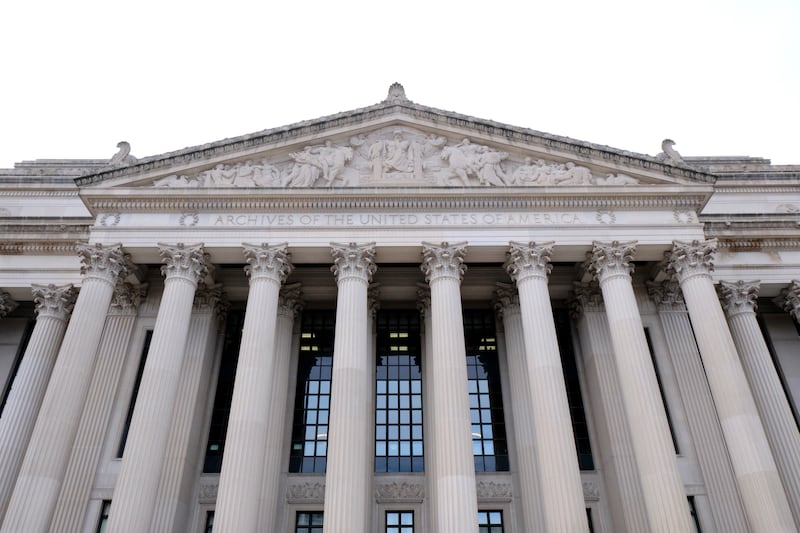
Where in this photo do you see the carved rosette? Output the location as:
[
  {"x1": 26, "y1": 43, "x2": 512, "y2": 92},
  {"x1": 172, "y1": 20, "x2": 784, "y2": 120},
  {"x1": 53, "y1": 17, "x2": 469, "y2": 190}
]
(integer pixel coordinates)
[
  {"x1": 775, "y1": 280, "x2": 800, "y2": 321},
  {"x1": 646, "y1": 280, "x2": 686, "y2": 311},
  {"x1": 666, "y1": 239, "x2": 717, "y2": 284},
  {"x1": 569, "y1": 281, "x2": 604, "y2": 319},
  {"x1": 77, "y1": 242, "x2": 128, "y2": 287},
  {"x1": 0, "y1": 290, "x2": 18, "y2": 317},
  {"x1": 505, "y1": 241, "x2": 554, "y2": 285},
  {"x1": 494, "y1": 282, "x2": 520, "y2": 321},
  {"x1": 109, "y1": 282, "x2": 148, "y2": 316},
  {"x1": 31, "y1": 283, "x2": 77, "y2": 321},
  {"x1": 330, "y1": 242, "x2": 377, "y2": 284},
  {"x1": 588, "y1": 240, "x2": 637, "y2": 285},
  {"x1": 374, "y1": 480, "x2": 424, "y2": 503},
  {"x1": 420, "y1": 241, "x2": 467, "y2": 283},
  {"x1": 158, "y1": 243, "x2": 209, "y2": 285},
  {"x1": 242, "y1": 242, "x2": 292, "y2": 285},
  {"x1": 278, "y1": 282, "x2": 304, "y2": 318},
  {"x1": 718, "y1": 280, "x2": 760, "y2": 318}
]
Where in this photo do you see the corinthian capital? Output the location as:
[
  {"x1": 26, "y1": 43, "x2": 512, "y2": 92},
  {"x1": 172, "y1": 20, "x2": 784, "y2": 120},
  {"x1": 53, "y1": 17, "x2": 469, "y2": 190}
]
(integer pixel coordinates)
[
  {"x1": 77, "y1": 242, "x2": 128, "y2": 286},
  {"x1": 110, "y1": 282, "x2": 148, "y2": 315},
  {"x1": 278, "y1": 282, "x2": 304, "y2": 318},
  {"x1": 666, "y1": 239, "x2": 717, "y2": 283},
  {"x1": 588, "y1": 240, "x2": 637, "y2": 283},
  {"x1": 331, "y1": 242, "x2": 377, "y2": 283},
  {"x1": 494, "y1": 282, "x2": 520, "y2": 321},
  {"x1": 31, "y1": 283, "x2": 77, "y2": 321},
  {"x1": 569, "y1": 282, "x2": 604, "y2": 318},
  {"x1": 775, "y1": 280, "x2": 800, "y2": 321},
  {"x1": 420, "y1": 241, "x2": 467, "y2": 283},
  {"x1": 505, "y1": 241, "x2": 554, "y2": 284},
  {"x1": 646, "y1": 280, "x2": 685, "y2": 311},
  {"x1": 159, "y1": 243, "x2": 209, "y2": 285},
  {"x1": 0, "y1": 291, "x2": 18, "y2": 317},
  {"x1": 243, "y1": 243, "x2": 293, "y2": 283},
  {"x1": 718, "y1": 280, "x2": 760, "y2": 317}
]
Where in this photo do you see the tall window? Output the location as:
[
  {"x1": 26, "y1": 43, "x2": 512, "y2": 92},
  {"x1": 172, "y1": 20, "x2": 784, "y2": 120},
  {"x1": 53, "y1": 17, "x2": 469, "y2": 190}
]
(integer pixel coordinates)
[
  {"x1": 375, "y1": 310, "x2": 423, "y2": 473},
  {"x1": 554, "y1": 309, "x2": 595, "y2": 470},
  {"x1": 688, "y1": 496, "x2": 702, "y2": 532},
  {"x1": 464, "y1": 310, "x2": 509, "y2": 472},
  {"x1": 117, "y1": 330, "x2": 152, "y2": 457},
  {"x1": 385, "y1": 511, "x2": 414, "y2": 533},
  {"x1": 644, "y1": 327, "x2": 679, "y2": 453},
  {"x1": 0, "y1": 313, "x2": 34, "y2": 416},
  {"x1": 478, "y1": 510, "x2": 504, "y2": 532},
  {"x1": 95, "y1": 500, "x2": 111, "y2": 533},
  {"x1": 203, "y1": 309, "x2": 245, "y2": 473},
  {"x1": 289, "y1": 310, "x2": 335, "y2": 473},
  {"x1": 204, "y1": 511, "x2": 214, "y2": 533},
  {"x1": 295, "y1": 511, "x2": 323, "y2": 533}
]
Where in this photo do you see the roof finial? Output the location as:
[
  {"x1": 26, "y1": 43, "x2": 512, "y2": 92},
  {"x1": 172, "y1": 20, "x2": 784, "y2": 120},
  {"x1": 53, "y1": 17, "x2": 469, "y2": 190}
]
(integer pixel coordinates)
[
  {"x1": 385, "y1": 82, "x2": 408, "y2": 103},
  {"x1": 656, "y1": 139, "x2": 684, "y2": 164}
]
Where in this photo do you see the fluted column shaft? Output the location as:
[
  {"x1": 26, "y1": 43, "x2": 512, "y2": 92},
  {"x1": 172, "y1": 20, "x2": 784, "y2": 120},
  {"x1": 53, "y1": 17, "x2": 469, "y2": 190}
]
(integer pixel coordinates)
[
  {"x1": 213, "y1": 244, "x2": 291, "y2": 533},
  {"x1": 417, "y1": 286, "x2": 438, "y2": 531},
  {"x1": 421, "y1": 242, "x2": 478, "y2": 533},
  {"x1": 505, "y1": 242, "x2": 587, "y2": 532},
  {"x1": 323, "y1": 242, "x2": 376, "y2": 533},
  {"x1": 495, "y1": 285, "x2": 545, "y2": 532},
  {"x1": 1, "y1": 243, "x2": 127, "y2": 533},
  {"x1": 50, "y1": 283, "x2": 145, "y2": 533},
  {"x1": 719, "y1": 280, "x2": 800, "y2": 526},
  {"x1": 257, "y1": 283, "x2": 303, "y2": 532},
  {"x1": 106, "y1": 243, "x2": 209, "y2": 533},
  {"x1": 667, "y1": 240, "x2": 795, "y2": 532},
  {"x1": 648, "y1": 282, "x2": 749, "y2": 532},
  {"x1": 0, "y1": 284, "x2": 75, "y2": 524},
  {"x1": 589, "y1": 241, "x2": 694, "y2": 533},
  {"x1": 572, "y1": 284, "x2": 649, "y2": 533},
  {"x1": 150, "y1": 285, "x2": 226, "y2": 532}
]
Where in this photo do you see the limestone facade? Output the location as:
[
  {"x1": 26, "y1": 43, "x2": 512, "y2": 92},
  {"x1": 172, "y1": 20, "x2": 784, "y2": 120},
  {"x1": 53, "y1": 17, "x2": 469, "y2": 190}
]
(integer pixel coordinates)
[{"x1": 1, "y1": 84, "x2": 799, "y2": 532}]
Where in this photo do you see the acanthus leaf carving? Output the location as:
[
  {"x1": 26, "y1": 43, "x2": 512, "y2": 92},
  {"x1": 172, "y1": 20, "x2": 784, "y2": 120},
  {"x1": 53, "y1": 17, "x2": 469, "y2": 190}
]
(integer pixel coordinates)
[
  {"x1": 774, "y1": 280, "x2": 800, "y2": 321},
  {"x1": 0, "y1": 290, "x2": 19, "y2": 317},
  {"x1": 588, "y1": 240, "x2": 637, "y2": 284},
  {"x1": 374, "y1": 480, "x2": 424, "y2": 502},
  {"x1": 31, "y1": 284, "x2": 77, "y2": 321},
  {"x1": 330, "y1": 242, "x2": 377, "y2": 283},
  {"x1": 505, "y1": 241, "x2": 554, "y2": 284},
  {"x1": 242, "y1": 243, "x2": 293, "y2": 283},
  {"x1": 647, "y1": 280, "x2": 686, "y2": 311},
  {"x1": 158, "y1": 242, "x2": 209, "y2": 285},
  {"x1": 666, "y1": 239, "x2": 717, "y2": 283},
  {"x1": 570, "y1": 281, "x2": 604, "y2": 318},
  {"x1": 286, "y1": 480, "x2": 325, "y2": 503},
  {"x1": 421, "y1": 241, "x2": 467, "y2": 283},
  {"x1": 77, "y1": 242, "x2": 128, "y2": 287},
  {"x1": 718, "y1": 280, "x2": 760, "y2": 317},
  {"x1": 476, "y1": 480, "x2": 513, "y2": 501}
]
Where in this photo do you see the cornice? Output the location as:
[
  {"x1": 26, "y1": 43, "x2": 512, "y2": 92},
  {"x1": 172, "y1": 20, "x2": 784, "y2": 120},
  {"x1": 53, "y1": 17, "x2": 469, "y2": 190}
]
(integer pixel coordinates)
[
  {"x1": 74, "y1": 100, "x2": 717, "y2": 187},
  {"x1": 79, "y1": 188, "x2": 709, "y2": 213},
  {"x1": 0, "y1": 242, "x2": 81, "y2": 255},
  {"x1": 715, "y1": 239, "x2": 800, "y2": 251}
]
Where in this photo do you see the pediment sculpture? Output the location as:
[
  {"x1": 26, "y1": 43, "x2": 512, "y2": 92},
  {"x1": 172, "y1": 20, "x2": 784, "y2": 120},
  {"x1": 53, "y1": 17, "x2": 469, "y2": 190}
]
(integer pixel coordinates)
[{"x1": 152, "y1": 127, "x2": 639, "y2": 188}]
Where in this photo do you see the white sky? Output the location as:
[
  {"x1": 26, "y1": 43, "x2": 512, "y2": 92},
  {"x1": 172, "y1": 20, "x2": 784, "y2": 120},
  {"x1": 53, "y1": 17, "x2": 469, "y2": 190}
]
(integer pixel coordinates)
[{"x1": 1, "y1": 0, "x2": 798, "y2": 168}]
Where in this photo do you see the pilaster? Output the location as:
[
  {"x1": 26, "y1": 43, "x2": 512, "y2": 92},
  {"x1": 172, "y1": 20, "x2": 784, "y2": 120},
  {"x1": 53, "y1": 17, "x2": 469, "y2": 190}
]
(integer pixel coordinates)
[
  {"x1": 420, "y1": 241, "x2": 478, "y2": 533},
  {"x1": 648, "y1": 280, "x2": 749, "y2": 532},
  {"x1": 324, "y1": 242, "x2": 376, "y2": 533},
  {"x1": 1, "y1": 243, "x2": 127, "y2": 533},
  {"x1": 106, "y1": 243, "x2": 209, "y2": 533},
  {"x1": 505, "y1": 241, "x2": 587, "y2": 532},
  {"x1": 214, "y1": 243, "x2": 292, "y2": 533},
  {"x1": 718, "y1": 280, "x2": 800, "y2": 526},
  {"x1": 0, "y1": 284, "x2": 76, "y2": 524},
  {"x1": 589, "y1": 240, "x2": 694, "y2": 533},
  {"x1": 666, "y1": 239, "x2": 795, "y2": 532}
]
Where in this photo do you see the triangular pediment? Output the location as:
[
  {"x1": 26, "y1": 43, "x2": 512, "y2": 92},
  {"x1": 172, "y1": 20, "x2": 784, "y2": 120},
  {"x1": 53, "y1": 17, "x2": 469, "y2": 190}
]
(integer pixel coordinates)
[{"x1": 76, "y1": 85, "x2": 715, "y2": 191}]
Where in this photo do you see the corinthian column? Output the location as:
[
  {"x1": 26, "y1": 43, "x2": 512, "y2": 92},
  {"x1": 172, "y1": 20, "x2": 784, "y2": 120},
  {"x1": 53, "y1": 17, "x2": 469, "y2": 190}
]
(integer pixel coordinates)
[
  {"x1": 420, "y1": 241, "x2": 478, "y2": 533},
  {"x1": 257, "y1": 283, "x2": 303, "y2": 532},
  {"x1": 323, "y1": 242, "x2": 376, "y2": 533},
  {"x1": 505, "y1": 242, "x2": 587, "y2": 532},
  {"x1": 1, "y1": 243, "x2": 127, "y2": 533},
  {"x1": 666, "y1": 240, "x2": 795, "y2": 532},
  {"x1": 588, "y1": 241, "x2": 694, "y2": 533},
  {"x1": 494, "y1": 284, "x2": 545, "y2": 532},
  {"x1": 718, "y1": 280, "x2": 800, "y2": 526},
  {"x1": 0, "y1": 284, "x2": 76, "y2": 523},
  {"x1": 106, "y1": 243, "x2": 210, "y2": 533}
]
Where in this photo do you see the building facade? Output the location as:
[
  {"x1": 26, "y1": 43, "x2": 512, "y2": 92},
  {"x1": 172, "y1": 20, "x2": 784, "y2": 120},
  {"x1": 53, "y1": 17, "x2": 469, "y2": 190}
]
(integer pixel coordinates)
[{"x1": 1, "y1": 84, "x2": 799, "y2": 532}]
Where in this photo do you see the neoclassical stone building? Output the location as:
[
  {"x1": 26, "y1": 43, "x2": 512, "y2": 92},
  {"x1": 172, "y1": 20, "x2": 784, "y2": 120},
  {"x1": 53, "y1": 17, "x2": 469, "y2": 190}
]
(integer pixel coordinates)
[{"x1": 1, "y1": 84, "x2": 799, "y2": 533}]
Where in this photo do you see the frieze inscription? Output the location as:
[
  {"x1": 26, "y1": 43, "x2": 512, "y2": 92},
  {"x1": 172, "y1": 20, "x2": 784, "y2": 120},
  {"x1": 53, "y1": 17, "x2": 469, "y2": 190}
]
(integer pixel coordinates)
[{"x1": 151, "y1": 127, "x2": 639, "y2": 189}]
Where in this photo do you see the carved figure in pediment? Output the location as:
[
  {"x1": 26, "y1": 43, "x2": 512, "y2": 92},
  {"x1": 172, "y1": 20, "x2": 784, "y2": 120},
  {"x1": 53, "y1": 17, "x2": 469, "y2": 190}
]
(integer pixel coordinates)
[
  {"x1": 552, "y1": 162, "x2": 593, "y2": 185},
  {"x1": 475, "y1": 147, "x2": 509, "y2": 186},
  {"x1": 153, "y1": 174, "x2": 200, "y2": 187},
  {"x1": 440, "y1": 139, "x2": 509, "y2": 186},
  {"x1": 511, "y1": 157, "x2": 546, "y2": 185},
  {"x1": 595, "y1": 173, "x2": 639, "y2": 185},
  {"x1": 284, "y1": 147, "x2": 322, "y2": 187}
]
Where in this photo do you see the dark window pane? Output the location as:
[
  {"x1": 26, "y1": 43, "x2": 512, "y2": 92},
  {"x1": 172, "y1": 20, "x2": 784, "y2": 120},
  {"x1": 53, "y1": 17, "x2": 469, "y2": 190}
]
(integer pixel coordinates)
[
  {"x1": 478, "y1": 509, "x2": 504, "y2": 532},
  {"x1": 296, "y1": 511, "x2": 324, "y2": 533},
  {"x1": 117, "y1": 330, "x2": 153, "y2": 457}
]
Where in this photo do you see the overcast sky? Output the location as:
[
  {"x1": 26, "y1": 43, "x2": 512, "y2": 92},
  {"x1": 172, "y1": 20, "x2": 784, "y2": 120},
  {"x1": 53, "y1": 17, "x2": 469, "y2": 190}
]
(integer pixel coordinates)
[{"x1": 1, "y1": 0, "x2": 797, "y2": 168}]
